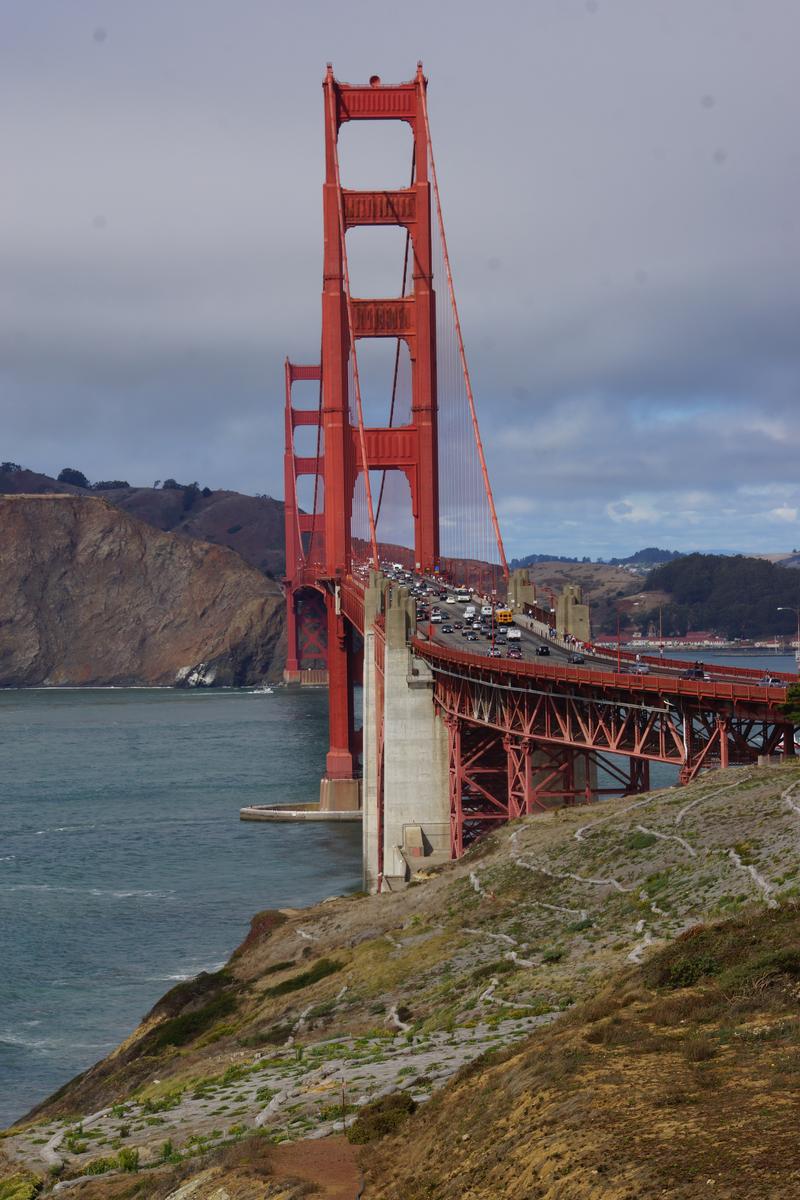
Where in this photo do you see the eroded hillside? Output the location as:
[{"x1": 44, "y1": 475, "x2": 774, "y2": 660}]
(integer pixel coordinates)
[
  {"x1": 0, "y1": 494, "x2": 284, "y2": 687},
  {"x1": 2, "y1": 763, "x2": 799, "y2": 1198}
]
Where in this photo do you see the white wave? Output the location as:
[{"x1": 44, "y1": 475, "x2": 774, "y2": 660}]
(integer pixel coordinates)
[
  {"x1": 0, "y1": 883, "x2": 172, "y2": 899},
  {"x1": 0, "y1": 1031, "x2": 116, "y2": 1051}
]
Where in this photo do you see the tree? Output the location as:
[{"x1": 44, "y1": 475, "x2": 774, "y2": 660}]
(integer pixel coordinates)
[
  {"x1": 1, "y1": 462, "x2": 22, "y2": 473},
  {"x1": 57, "y1": 468, "x2": 89, "y2": 488},
  {"x1": 780, "y1": 683, "x2": 800, "y2": 726},
  {"x1": 92, "y1": 480, "x2": 130, "y2": 491},
  {"x1": 181, "y1": 482, "x2": 201, "y2": 511},
  {"x1": 162, "y1": 478, "x2": 181, "y2": 490}
]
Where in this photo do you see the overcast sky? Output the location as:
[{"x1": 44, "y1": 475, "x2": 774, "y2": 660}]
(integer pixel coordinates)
[{"x1": 1, "y1": 0, "x2": 798, "y2": 558}]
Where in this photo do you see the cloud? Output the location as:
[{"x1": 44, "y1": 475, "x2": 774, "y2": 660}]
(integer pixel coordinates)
[{"x1": 0, "y1": 0, "x2": 798, "y2": 560}]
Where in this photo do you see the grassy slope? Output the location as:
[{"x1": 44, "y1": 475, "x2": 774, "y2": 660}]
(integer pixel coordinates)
[
  {"x1": 3, "y1": 763, "x2": 800, "y2": 1197},
  {"x1": 367, "y1": 904, "x2": 800, "y2": 1199}
]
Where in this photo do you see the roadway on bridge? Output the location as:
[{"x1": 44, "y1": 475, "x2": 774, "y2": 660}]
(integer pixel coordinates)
[{"x1": 401, "y1": 575, "x2": 786, "y2": 691}]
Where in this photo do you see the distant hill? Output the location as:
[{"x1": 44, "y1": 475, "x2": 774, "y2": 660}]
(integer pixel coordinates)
[
  {"x1": 641, "y1": 552, "x2": 800, "y2": 639},
  {"x1": 509, "y1": 552, "x2": 584, "y2": 568},
  {"x1": 608, "y1": 546, "x2": 683, "y2": 566},
  {"x1": 510, "y1": 547, "x2": 682, "y2": 570},
  {"x1": 0, "y1": 466, "x2": 286, "y2": 577}
]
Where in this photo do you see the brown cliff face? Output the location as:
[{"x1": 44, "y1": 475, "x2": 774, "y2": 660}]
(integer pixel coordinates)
[{"x1": 0, "y1": 495, "x2": 285, "y2": 687}]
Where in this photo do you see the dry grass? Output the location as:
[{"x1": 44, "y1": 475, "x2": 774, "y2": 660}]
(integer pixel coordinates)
[{"x1": 365, "y1": 905, "x2": 800, "y2": 1200}]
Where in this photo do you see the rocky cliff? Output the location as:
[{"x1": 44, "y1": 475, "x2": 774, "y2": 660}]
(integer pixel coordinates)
[{"x1": 0, "y1": 494, "x2": 285, "y2": 687}]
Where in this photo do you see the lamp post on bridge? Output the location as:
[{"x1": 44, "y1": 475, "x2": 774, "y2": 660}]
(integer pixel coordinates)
[{"x1": 777, "y1": 607, "x2": 800, "y2": 672}]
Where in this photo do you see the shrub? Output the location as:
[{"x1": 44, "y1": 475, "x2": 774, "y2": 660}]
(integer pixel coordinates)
[
  {"x1": 661, "y1": 954, "x2": 720, "y2": 989},
  {"x1": 146, "y1": 993, "x2": 237, "y2": 1050},
  {"x1": 684, "y1": 1034, "x2": 717, "y2": 1062},
  {"x1": 141, "y1": 1089, "x2": 183, "y2": 1113},
  {"x1": 147, "y1": 967, "x2": 232, "y2": 1020},
  {"x1": 566, "y1": 918, "x2": 593, "y2": 932},
  {"x1": 542, "y1": 948, "x2": 564, "y2": 964},
  {"x1": 263, "y1": 960, "x2": 296, "y2": 976},
  {"x1": 91, "y1": 480, "x2": 130, "y2": 490},
  {"x1": 347, "y1": 1092, "x2": 417, "y2": 1144},
  {"x1": 117, "y1": 1148, "x2": 140, "y2": 1172},
  {"x1": 0, "y1": 1173, "x2": 41, "y2": 1200},
  {"x1": 471, "y1": 959, "x2": 516, "y2": 982},
  {"x1": 626, "y1": 831, "x2": 658, "y2": 850},
  {"x1": 57, "y1": 468, "x2": 89, "y2": 488},
  {"x1": 81, "y1": 1156, "x2": 117, "y2": 1176},
  {"x1": 265, "y1": 958, "x2": 343, "y2": 997}
]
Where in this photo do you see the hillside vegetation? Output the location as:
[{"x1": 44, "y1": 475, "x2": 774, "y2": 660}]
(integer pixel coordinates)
[
  {"x1": 642, "y1": 553, "x2": 800, "y2": 639},
  {"x1": 3, "y1": 763, "x2": 800, "y2": 1198},
  {"x1": 0, "y1": 466, "x2": 286, "y2": 577}
]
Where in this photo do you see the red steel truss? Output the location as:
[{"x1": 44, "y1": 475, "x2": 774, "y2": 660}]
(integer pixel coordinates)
[{"x1": 415, "y1": 638, "x2": 794, "y2": 857}]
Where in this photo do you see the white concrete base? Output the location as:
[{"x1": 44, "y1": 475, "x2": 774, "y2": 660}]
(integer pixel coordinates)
[{"x1": 319, "y1": 777, "x2": 362, "y2": 812}]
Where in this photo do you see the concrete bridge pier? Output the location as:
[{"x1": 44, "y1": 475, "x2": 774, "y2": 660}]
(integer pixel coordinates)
[{"x1": 362, "y1": 574, "x2": 449, "y2": 892}]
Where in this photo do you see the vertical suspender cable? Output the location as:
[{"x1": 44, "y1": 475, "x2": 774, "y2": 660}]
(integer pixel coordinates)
[
  {"x1": 306, "y1": 337, "x2": 325, "y2": 568},
  {"x1": 325, "y1": 77, "x2": 380, "y2": 571},
  {"x1": 419, "y1": 86, "x2": 509, "y2": 582},
  {"x1": 376, "y1": 145, "x2": 416, "y2": 528}
]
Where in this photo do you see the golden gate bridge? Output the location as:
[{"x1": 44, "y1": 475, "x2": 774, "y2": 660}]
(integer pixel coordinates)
[{"x1": 281, "y1": 65, "x2": 796, "y2": 892}]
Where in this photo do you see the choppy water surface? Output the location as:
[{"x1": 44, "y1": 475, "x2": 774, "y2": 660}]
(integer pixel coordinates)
[{"x1": 0, "y1": 688, "x2": 361, "y2": 1127}]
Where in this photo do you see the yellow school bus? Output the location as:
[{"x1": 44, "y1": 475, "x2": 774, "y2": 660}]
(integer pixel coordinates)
[{"x1": 495, "y1": 607, "x2": 514, "y2": 625}]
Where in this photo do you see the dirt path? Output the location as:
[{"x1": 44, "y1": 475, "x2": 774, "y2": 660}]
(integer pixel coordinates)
[{"x1": 270, "y1": 1136, "x2": 361, "y2": 1200}]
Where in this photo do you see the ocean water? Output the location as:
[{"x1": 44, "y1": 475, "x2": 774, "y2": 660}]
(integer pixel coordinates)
[{"x1": 0, "y1": 687, "x2": 362, "y2": 1128}]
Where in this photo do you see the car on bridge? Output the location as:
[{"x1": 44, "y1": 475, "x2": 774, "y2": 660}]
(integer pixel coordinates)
[
  {"x1": 453, "y1": 621, "x2": 463, "y2": 629},
  {"x1": 507, "y1": 646, "x2": 522, "y2": 659},
  {"x1": 441, "y1": 623, "x2": 453, "y2": 633},
  {"x1": 536, "y1": 645, "x2": 551, "y2": 656},
  {"x1": 568, "y1": 653, "x2": 585, "y2": 664},
  {"x1": 487, "y1": 647, "x2": 503, "y2": 657}
]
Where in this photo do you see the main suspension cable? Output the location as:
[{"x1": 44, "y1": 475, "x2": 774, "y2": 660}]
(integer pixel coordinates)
[{"x1": 419, "y1": 80, "x2": 509, "y2": 581}]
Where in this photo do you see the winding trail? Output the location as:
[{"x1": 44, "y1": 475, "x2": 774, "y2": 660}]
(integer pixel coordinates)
[
  {"x1": 675, "y1": 779, "x2": 751, "y2": 827},
  {"x1": 626, "y1": 931, "x2": 654, "y2": 964},
  {"x1": 727, "y1": 849, "x2": 778, "y2": 909},
  {"x1": 574, "y1": 795, "x2": 663, "y2": 842},
  {"x1": 469, "y1": 871, "x2": 486, "y2": 898},
  {"x1": 515, "y1": 858, "x2": 634, "y2": 894},
  {"x1": 783, "y1": 780, "x2": 800, "y2": 817},
  {"x1": 635, "y1": 824, "x2": 696, "y2": 857}
]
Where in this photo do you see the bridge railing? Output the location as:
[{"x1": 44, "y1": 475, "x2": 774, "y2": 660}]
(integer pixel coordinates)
[
  {"x1": 411, "y1": 635, "x2": 788, "y2": 706},
  {"x1": 339, "y1": 576, "x2": 366, "y2": 633},
  {"x1": 583, "y1": 641, "x2": 797, "y2": 684}
]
